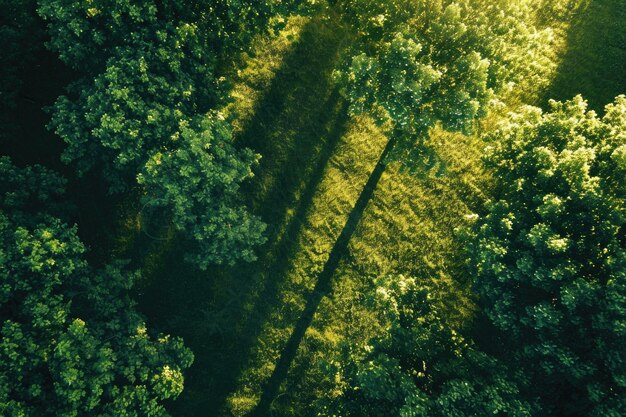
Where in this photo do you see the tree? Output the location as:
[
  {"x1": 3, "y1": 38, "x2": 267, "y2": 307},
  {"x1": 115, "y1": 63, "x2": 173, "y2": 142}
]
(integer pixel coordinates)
[
  {"x1": 334, "y1": 0, "x2": 554, "y2": 164},
  {"x1": 0, "y1": 156, "x2": 193, "y2": 416},
  {"x1": 137, "y1": 114, "x2": 266, "y2": 268},
  {"x1": 471, "y1": 96, "x2": 626, "y2": 416},
  {"x1": 316, "y1": 275, "x2": 534, "y2": 417},
  {"x1": 36, "y1": 0, "x2": 307, "y2": 267}
]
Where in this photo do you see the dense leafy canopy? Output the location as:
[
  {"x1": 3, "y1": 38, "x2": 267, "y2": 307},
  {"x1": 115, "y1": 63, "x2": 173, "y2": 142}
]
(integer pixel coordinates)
[
  {"x1": 335, "y1": 0, "x2": 553, "y2": 151},
  {"x1": 39, "y1": 0, "x2": 304, "y2": 69},
  {"x1": 33, "y1": 0, "x2": 309, "y2": 266},
  {"x1": 472, "y1": 96, "x2": 626, "y2": 416},
  {"x1": 0, "y1": 157, "x2": 193, "y2": 416},
  {"x1": 137, "y1": 114, "x2": 266, "y2": 268},
  {"x1": 317, "y1": 275, "x2": 533, "y2": 417},
  {"x1": 0, "y1": 0, "x2": 39, "y2": 111}
]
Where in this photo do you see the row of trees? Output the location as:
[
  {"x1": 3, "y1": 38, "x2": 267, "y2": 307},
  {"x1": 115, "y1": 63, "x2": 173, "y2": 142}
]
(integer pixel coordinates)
[{"x1": 318, "y1": 97, "x2": 626, "y2": 416}]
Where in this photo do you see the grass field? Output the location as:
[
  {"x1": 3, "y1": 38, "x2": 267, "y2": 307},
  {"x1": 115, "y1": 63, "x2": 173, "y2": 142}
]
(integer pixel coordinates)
[{"x1": 126, "y1": 2, "x2": 626, "y2": 416}]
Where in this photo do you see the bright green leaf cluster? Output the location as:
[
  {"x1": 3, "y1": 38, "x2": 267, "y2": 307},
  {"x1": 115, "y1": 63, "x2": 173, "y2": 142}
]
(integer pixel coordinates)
[
  {"x1": 335, "y1": 0, "x2": 553, "y2": 150},
  {"x1": 317, "y1": 275, "x2": 533, "y2": 417},
  {"x1": 472, "y1": 95, "x2": 626, "y2": 416},
  {"x1": 0, "y1": 157, "x2": 193, "y2": 416}
]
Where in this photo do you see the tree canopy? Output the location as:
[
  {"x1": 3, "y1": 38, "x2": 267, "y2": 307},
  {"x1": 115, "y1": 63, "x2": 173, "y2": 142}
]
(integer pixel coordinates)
[
  {"x1": 334, "y1": 0, "x2": 553, "y2": 160},
  {"x1": 0, "y1": 157, "x2": 193, "y2": 416},
  {"x1": 34, "y1": 0, "x2": 313, "y2": 267},
  {"x1": 317, "y1": 275, "x2": 533, "y2": 417},
  {"x1": 471, "y1": 95, "x2": 626, "y2": 416}
]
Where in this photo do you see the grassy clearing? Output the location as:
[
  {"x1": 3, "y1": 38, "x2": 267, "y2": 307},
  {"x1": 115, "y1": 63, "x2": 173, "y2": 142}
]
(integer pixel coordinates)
[
  {"x1": 226, "y1": 113, "x2": 388, "y2": 416},
  {"x1": 264, "y1": 126, "x2": 492, "y2": 416},
  {"x1": 222, "y1": 18, "x2": 496, "y2": 417},
  {"x1": 220, "y1": 2, "x2": 625, "y2": 415}
]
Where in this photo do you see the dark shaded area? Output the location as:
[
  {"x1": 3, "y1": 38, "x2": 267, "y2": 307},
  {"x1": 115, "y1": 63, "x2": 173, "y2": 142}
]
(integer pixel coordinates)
[
  {"x1": 0, "y1": 6, "x2": 125, "y2": 263},
  {"x1": 541, "y1": 0, "x2": 625, "y2": 112},
  {"x1": 2, "y1": 41, "x2": 128, "y2": 263},
  {"x1": 0, "y1": 7, "x2": 69, "y2": 171},
  {"x1": 135, "y1": 17, "x2": 349, "y2": 416},
  {"x1": 0, "y1": 48, "x2": 70, "y2": 171},
  {"x1": 249, "y1": 136, "x2": 397, "y2": 417}
]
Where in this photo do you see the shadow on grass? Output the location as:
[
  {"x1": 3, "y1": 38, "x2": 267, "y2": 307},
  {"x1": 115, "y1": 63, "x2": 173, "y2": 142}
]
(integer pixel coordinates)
[
  {"x1": 541, "y1": 0, "x2": 625, "y2": 112},
  {"x1": 134, "y1": 16, "x2": 349, "y2": 417},
  {"x1": 248, "y1": 136, "x2": 397, "y2": 417}
]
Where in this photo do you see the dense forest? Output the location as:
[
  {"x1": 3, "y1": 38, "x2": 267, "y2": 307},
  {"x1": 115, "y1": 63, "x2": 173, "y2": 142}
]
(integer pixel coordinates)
[{"x1": 0, "y1": 0, "x2": 624, "y2": 416}]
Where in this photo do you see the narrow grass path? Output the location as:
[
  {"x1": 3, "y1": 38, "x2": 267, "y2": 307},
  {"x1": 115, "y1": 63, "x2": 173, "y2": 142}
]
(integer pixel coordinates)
[
  {"x1": 249, "y1": 134, "x2": 397, "y2": 416},
  {"x1": 133, "y1": 14, "x2": 384, "y2": 417},
  {"x1": 221, "y1": 15, "x2": 392, "y2": 413}
]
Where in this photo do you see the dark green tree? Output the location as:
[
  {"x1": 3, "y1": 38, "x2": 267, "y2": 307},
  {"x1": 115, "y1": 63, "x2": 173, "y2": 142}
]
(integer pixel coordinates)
[
  {"x1": 317, "y1": 275, "x2": 534, "y2": 417},
  {"x1": 137, "y1": 114, "x2": 266, "y2": 268},
  {"x1": 471, "y1": 96, "x2": 626, "y2": 416},
  {"x1": 0, "y1": 157, "x2": 193, "y2": 416},
  {"x1": 36, "y1": 0, "x2": 306, "y2": 267}
]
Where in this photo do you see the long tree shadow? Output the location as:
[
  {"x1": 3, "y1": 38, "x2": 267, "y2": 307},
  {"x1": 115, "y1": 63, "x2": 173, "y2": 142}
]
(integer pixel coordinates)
[
  {"x1": 218, "y1": 97, "x2": 350, "y2": 412},
  {"x1": 202, "y1": 16, "x2": 350, "y2": 415},
  {"x1": 236, "y1": 22, "x2": 348, "y2": 224},
  {"x1": 541, "y1": 0, "x2": 625, "y2": 112},
  {"x1": 136, "y1": 15, "x2": 351, "y2": 417},
  {"x1": 248, "y1": 136, "x2": 398, "y2": 417}
]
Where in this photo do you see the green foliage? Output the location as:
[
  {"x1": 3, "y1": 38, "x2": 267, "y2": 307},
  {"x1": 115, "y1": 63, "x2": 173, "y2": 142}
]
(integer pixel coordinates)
[
  {"x1": 471, "y1": 95, "x2": 626, "y2": 416},
  {"x1": 0, "y1": 156, "x2": 67, "y2": 223},
  {"x1": 38, "y1": 0, "x2": 306, "y2": 70},
  {"x1": 335, "y1": 0, "x2": 553, "y2": 151},
  {"x1": 0, "y1": 157, "x2": 193, "y2": 416},
  {"x1": 38, "y1": 1, "x2": 223, "y2": 188},
  {"x1": 36, "y1": 0, "x2": 293, "y2": 266},
  {"x1": 138, "y1": 114, "x2": 266, "y2": 268},
  {"x1": 38, "y1": 0, "x2": 310, "y2": 186},
  {"x1": 317, "y1": 275, "x2": 533, "y2": 417}
]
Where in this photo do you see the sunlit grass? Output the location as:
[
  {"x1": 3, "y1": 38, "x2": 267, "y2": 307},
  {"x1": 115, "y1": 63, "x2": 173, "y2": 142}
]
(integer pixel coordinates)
[{"x1": 225, "y1": 113, "x2": 387, "y2": 415}]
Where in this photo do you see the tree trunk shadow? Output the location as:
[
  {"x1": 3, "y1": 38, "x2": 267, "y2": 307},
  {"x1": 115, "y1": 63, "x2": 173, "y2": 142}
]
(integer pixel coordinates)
[{"x1": 248, "y1": 136, "x2": 397, "y2": 417}]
